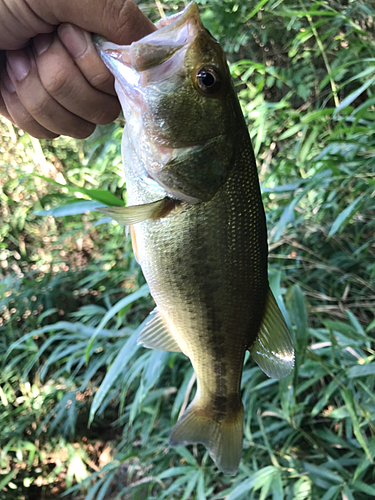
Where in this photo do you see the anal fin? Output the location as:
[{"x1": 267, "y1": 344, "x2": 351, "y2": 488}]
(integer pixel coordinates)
[
  {"x1": 138, "y1": 308, "x2": 181, "y2": 352},
  {"x1": 250, "y1": 287, "x2": 295, "y2": 379}
]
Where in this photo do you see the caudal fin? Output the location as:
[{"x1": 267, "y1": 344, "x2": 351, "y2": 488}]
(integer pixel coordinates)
[{"x1": 169, "y1": 398, "x2": 244, "y2": 475}]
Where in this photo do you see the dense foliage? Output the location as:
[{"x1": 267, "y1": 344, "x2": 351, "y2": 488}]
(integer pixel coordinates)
[{"x1": 0, "y1": 0, "x2": 374, "y2": 498}]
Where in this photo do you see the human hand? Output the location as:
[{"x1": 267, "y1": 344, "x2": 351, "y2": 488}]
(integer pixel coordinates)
[{"x1": 0, "y1": 0, "x2": 155, "y2": 139}]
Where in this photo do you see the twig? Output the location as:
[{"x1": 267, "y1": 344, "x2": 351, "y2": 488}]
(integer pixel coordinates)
[{"x1": 155, "y1": 0, "x2": 166, "y2": 18}]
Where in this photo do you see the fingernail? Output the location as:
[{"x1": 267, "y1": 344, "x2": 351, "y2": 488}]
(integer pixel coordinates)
[
  {"x1": 34, "y1": 33, "x2": 54, "y2": 57},
  {"x1": 2, "y1": 71, "x2": 16, "y2": 93},
  {"x1": 58, "y1": 24, "x2": 88, "y2": 59},
  {"x1": 7, "y1": 50, "x2": 31, "y2": 82}
]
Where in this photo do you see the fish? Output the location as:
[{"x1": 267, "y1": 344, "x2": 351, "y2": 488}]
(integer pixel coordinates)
[{"x1": 93, "y1": 2, "x2": 294, "y2": 475}]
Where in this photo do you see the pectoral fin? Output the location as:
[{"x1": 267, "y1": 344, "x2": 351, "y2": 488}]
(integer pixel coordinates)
[
  {"x1": 138, "y1": 308, "x2": 181, "y2": 352},
  {"x1": 250, "y1": 288, "x2": 295, "y2": 379},
  {"x1": 96, "y1": 197, "x2": 176, "y2": 226}
]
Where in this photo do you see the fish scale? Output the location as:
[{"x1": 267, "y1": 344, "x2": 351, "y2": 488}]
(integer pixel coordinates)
[
  {"x1": 94, "y1": 1, "x2": 294, "y2": 475},
  {"x1": 128, "y1": 130, "x2": 267, "y2": 463}
]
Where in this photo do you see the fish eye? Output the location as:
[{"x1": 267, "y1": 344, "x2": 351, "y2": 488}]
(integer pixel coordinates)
[{"x1": 196, "y1": 67, "x2": 221, "y2": 94}]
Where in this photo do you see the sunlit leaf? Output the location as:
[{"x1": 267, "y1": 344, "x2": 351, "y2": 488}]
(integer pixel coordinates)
[{"x1": 34, "y1": 200, "x2": 105, "y2": 217}]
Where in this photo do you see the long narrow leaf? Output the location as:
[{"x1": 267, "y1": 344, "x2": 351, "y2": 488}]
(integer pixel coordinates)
[
  {"x1": 85, "y1": 283, "x2": 149, "y2": 361},
  {"x1": 89, "y1": 329, "x2": 139, "y2": 425}
]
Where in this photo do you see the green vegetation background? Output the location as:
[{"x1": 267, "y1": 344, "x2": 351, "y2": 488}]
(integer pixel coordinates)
[{"x1": 0, "y1": 0, "x2": 374, "y2": 498}]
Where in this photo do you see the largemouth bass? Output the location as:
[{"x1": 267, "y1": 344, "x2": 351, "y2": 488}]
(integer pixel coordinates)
[{"x1": 94, "y1": 2, "x2": 294, "y2": 475}]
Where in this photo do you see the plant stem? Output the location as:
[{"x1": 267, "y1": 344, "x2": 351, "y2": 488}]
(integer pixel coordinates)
[{"x1": 299, "y1": 0, "x2": 340, "y2": 107}]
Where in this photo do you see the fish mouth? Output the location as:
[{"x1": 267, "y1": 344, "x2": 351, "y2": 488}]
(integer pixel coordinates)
[
  {"x1": 93, "y1": 3, "x2": 210, "y2": 203},
  {"x1": 92, "y1": 2, "x2": 204, "y2": 115},
  {"x1": 93, "y1": 2, "x2": 203, "y2": 74},
  {"x1": 93, "y1": 3, "x2": 230, "y2": 205}
]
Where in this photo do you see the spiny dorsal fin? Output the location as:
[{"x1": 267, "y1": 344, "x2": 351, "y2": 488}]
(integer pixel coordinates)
[
  {"x1": 96, "y1": 197, "x2": 176, "y2": 226},
  {"x1": 138, "y1": 308, "x2": 181, "y2": 352},
  {"x1": 250, "y1": 288, "x2": 295, "y2": 379}
]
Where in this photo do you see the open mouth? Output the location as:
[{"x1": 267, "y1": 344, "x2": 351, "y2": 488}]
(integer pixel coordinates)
[
  {"x1": 93, "y1": 2, "x2": 203, "y2": 86},
  {"x1": 93, "y1": 3, "x2": 227, "y2": 205},
  {"x1": 92, "y1": 2, "x2": 205, "y2": 152}
]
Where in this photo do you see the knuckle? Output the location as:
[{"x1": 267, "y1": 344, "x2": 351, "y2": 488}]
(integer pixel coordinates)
[
  {"x1": 25, "y1": 95, "x2": 50, "y2": 119},
  {"x1": 42, "y1": 66, "x2": 71, "y2": 100},
  {"x1": 89, "y1": 71, "x2": 113, "y2": 91},
  {"x1": 103, "y1": 0, "x2": 146, "y2": 43}
]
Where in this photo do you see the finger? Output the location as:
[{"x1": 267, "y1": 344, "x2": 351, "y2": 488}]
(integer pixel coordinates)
[
  {"x1": 0, "y1": 0, "x2": 155, "y2": 51},
  {"x1": 0, "y1": 54, "x2": 10, "y2": 119},
  {"x1": 0, "y1": 70, "x2": 58, "y2": 138},
  {"x1": 6, "y1": 48, "x2": 95, "y2": 138},
  {"x1": 0, "y1": 0, "x2": 54, "y2": 49},
  {"x1": 0, "y1": 95, "x2": 12, "y2": 122},
  {"x1": 0, "y1": 69, "x2": 12, "y2": 120},
  {"x1": 0, "y1": 92, "x2": 12, "y2": 121},
  {"x1": 38, "y1": 0, "x2": 156, "y2": 44},
  {"x1": 32, "y1": 32, "x2": 120, "y2": 124},
  {"x1": 58, "y1": 24, "x2": 116, "y2": 95}
]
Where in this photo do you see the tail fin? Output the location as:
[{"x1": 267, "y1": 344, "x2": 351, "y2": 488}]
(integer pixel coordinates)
[{"x1": 169, "y1": 397, "x2": 244, "y2": 475}]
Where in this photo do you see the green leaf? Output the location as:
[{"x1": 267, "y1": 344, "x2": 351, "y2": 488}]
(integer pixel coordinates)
[
  {"x1": 342, "y1": 485, "x2": 355, "y2": 500},
  {"x1": 0, "y1": 470, "x2": 18, "y2": 490},
  {"x1": 320, "y1": 485, "x2": 341, "y2": 500},
  {"x1": 83, "y1": 188, "x2": 125, "y2": 206},
  {"x1": 227, "y1": 467, "x2": 277, "y2": 500},
  {"x1": 286, "y1": 285, "x2": 309, "y2": 352},
  {"x1": 340, "y1": 388, "x2": 371, "y2": 459},
  {"x1": 158, "y1": 467, "x2": 195, "y2": 480},
  {"x1": 272, "y1": 186, "x2": 309, "y2": 242},
  {"x1": 351, "y1": 480, "x2": 375, "y2": 496},
  {"x1": 278, "y1": 123, "x2": 304, "y2": 141},
  {"x1": 89, "y1": 330, "x2": 139, "y2": 425},
  {"x1": 272, "y1": 470, "x2": 283, "y2": 500},
  {"x1": 346, "y1": 310, "x2": 366, "y2": 337},
  {"x1": 181, "y1": 471, "x2": 200, "y2": 500},
  {"x1": 34, "y1": 175, "x2": 125, "y2": 206},
  {"x1": 196, "y1": 472, "x2": 206, "y2": 500},
  {"x1": 85, "y1": 284, "x2": 150, "y2": 361},
  {"x1": 96, "y1": 472, "x2": 117, "y2": 500},
  {"x1": 143, "y1": 350, "x2": 169, "y2": 394},
  {"x1": 34, "y1": 200, "x2": 105, "y2": 217},
  {"x1": 300, "y1": 108, "x2": 335, "y2": 123},
  {"x1": 303, "y1": 462, "x2": 343, "y2": 485},
  {"x1": 328, "y1": 195, "x2": 364, "y2": 238},
  {"x1": 347, "y1": 363, "x2": 375, "y2": 379},
  {"x1": 246, "y1": 0, "x2": 269, "y2": 20},
  {"x1": 174, "y1": 446, "x2": 197, "y2": 467},
  {"x1": 334, "y1": 77, "x2": 375, "y2": 115}
]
